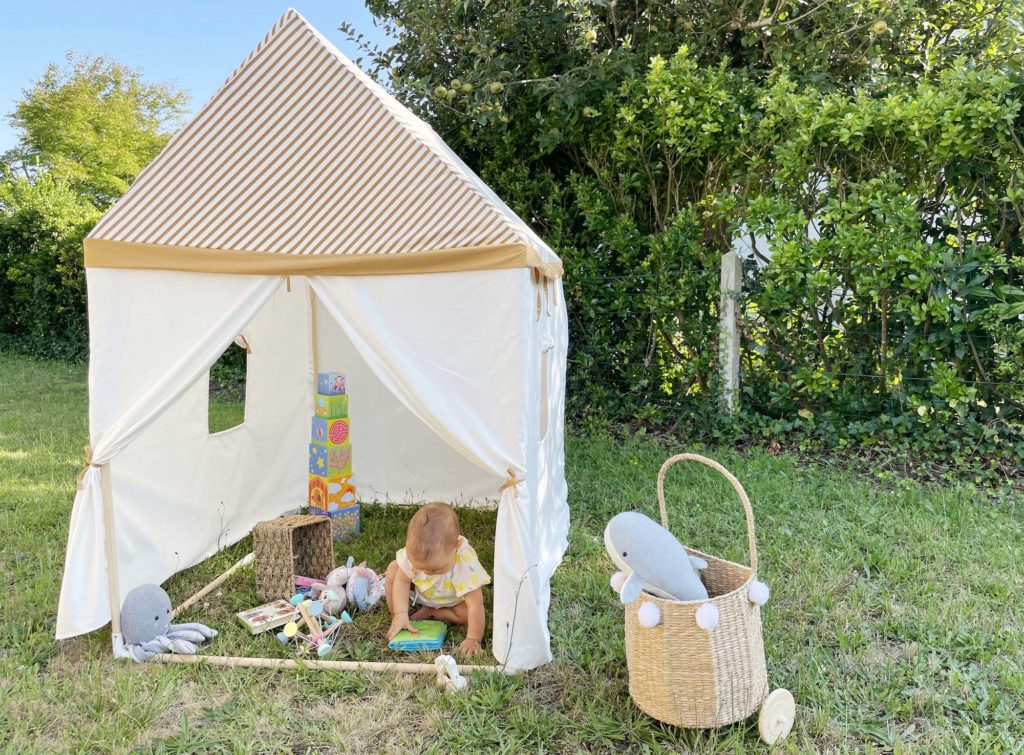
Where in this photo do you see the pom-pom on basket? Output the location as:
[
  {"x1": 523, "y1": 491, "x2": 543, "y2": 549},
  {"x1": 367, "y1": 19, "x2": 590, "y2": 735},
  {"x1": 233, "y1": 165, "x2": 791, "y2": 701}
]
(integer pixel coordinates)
[{"x1": 624, "y1": 453, "x2": 771, "y2": 731}]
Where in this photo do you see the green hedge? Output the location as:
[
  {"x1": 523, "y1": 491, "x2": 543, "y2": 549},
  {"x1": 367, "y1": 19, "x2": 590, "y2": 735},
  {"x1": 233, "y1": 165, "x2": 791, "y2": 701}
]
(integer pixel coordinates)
[
  {"x1": 0, "y1": 174, "x2": 99, "y2": 360},
  {"x1": 4, "y1": 2, "x2": 1024, "y2": 486}
]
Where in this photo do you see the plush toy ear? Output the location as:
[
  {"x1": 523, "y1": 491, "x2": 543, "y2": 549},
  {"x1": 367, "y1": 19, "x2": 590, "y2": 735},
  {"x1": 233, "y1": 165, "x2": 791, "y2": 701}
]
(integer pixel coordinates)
[
  {"x1": 688, "y1": 555, "x2": 709, "y2": 571},
  {"x1": 610, "y1": 571, "x2": 628, "y2": 594},
  {"x1": 619, "y1": 573, "x2": 643, "y2": 605}
]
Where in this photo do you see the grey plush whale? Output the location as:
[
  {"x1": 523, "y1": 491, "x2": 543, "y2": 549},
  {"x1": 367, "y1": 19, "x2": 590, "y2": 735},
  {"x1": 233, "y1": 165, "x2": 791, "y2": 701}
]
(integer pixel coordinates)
[{"x1": 604, "y1": 511, "x2": 709, "y2": 604}]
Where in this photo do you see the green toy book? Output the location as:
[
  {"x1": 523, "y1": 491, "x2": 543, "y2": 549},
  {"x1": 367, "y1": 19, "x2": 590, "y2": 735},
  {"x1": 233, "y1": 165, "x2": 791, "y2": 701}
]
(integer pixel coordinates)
[{"x1": 388, "y1": 620, "x2": 447, "y2": 652}]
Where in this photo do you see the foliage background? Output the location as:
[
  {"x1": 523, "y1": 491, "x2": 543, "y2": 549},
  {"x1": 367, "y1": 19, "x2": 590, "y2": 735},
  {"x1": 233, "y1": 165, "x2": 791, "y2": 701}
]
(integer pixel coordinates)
[
  {"x1": 350, "y1": 0, "x2": 1024, "y2": 484},
  {"x1": 3, "y1": 3, "x2": 1024, "y2": 484},
  {"x1": 0, "y1": 53, "x2": 186, "y2": 359}
]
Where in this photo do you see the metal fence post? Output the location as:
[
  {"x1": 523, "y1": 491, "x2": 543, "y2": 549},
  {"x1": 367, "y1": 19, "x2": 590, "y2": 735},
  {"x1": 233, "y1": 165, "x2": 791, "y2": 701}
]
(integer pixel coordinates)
[{"x1": 719, "y1": 251, "x2": 743, "y2": 412}]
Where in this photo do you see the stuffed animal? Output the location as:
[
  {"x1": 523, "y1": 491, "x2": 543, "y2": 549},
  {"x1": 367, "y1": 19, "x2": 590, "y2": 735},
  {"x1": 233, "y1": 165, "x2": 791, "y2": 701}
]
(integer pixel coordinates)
[
  {"x1": 345, "y1": 562, "x2": 384, "y2": 612},
  {"x1": 120, "y1": 584, "x2": 217, "y2": 662},
  {"x1": 310, "y1": 556, "x2": 356, "y2": 615},
  {"x1": 604, "y1": 512, "x2": 709, "y2": 604}
]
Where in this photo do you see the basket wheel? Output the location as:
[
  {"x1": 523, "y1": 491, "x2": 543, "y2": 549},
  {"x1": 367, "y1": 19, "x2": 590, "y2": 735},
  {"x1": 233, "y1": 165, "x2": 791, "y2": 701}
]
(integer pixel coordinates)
[{"x1": 758, "y1": 688, "x2": 795, "y2": 745}]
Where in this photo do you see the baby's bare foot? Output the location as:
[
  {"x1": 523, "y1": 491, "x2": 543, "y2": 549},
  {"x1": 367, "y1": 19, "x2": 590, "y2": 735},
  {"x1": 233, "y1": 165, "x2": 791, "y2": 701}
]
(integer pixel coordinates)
[{"x1": 410, "y1": 606, "x2": 434, "y2": 620}]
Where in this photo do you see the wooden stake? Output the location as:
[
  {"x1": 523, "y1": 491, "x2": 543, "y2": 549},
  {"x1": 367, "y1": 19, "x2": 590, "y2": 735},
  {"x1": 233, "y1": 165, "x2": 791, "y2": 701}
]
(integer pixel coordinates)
[
  {"x1": 173, "y1": 553, "x2": 255, "y2": 618},
  {"x1": 719, "y1": 251, "x2": 743, "y2": 412},
  {"x1": 152, "y1": 654, "x2": 513, "y2": 676}
]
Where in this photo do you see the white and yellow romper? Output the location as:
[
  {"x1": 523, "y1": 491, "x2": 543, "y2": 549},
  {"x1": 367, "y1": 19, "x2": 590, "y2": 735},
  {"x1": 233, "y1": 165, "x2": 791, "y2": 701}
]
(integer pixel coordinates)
[{"x1": 395, "y1": 536, "x2": 491, "y2": 608}]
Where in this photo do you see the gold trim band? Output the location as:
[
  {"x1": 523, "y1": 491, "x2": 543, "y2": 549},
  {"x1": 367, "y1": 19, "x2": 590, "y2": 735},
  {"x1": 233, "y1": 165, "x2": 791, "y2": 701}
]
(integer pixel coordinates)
[{"x1": 84, "y1": 238, "x2": 563, "y2": 279}]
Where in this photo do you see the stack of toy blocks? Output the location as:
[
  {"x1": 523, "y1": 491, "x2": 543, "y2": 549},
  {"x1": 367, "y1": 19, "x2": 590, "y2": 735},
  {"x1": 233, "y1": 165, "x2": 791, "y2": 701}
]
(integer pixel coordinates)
[{"x1": 308, "y1": 372, "x2": 360, "y2": 541}]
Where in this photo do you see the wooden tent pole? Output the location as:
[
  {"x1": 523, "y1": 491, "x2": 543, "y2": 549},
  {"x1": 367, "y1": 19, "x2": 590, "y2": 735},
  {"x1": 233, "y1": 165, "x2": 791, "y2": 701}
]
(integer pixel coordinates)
[
  {"x1": 152, "y1": 653, "x2": 512, "y2": 676},
  {"x1": 309, "y1": 281, "x2": 319, "y2": 379},
  {"x1": 173, "y1": 552, "x2": 255, "y2": 618},
  {"x1": 100, "y1": 463, "x2": 123, "y2": 642}
]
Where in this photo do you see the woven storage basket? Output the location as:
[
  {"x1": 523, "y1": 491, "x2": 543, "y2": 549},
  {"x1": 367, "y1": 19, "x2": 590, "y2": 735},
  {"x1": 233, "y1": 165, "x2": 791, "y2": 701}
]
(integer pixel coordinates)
[
  {"x1": 625, "y1": 453, "x2": 769, "y2": 728},
  {"x1": 253, "y1": 514, "x2": 334, "y2": 601}
]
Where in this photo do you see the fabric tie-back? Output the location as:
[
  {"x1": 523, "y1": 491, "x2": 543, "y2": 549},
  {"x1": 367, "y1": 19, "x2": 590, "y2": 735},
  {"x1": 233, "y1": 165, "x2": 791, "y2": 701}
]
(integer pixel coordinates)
[{"x1": 497, "y1": 468, "x2": 523, "y2": 498}]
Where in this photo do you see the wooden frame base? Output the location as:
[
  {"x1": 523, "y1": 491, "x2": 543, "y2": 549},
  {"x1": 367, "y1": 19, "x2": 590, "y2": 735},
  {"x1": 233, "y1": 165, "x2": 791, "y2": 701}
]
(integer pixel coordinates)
[{"x1": 152, "y1": 653, "x2": 511, "y2": 675}]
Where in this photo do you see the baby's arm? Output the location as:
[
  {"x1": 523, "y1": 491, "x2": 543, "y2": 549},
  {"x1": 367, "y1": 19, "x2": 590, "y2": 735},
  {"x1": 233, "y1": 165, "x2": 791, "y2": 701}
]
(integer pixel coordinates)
[
  {"x1": 459, "y1": 588, "x2": 485, "y2": 657},
  {"x1": 386, "y1": 568, "x2": 417, "y2": 641}
]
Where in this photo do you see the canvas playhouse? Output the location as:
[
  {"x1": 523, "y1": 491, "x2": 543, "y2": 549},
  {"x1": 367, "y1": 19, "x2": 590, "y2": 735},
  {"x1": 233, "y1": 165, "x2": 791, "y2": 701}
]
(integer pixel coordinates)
[{"x1": 55, "y1": 9, "x2": 569, "y2": 672}]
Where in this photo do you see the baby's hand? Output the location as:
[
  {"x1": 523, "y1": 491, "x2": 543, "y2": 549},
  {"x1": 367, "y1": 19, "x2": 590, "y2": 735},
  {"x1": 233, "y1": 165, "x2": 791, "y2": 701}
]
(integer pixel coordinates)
[
  {"x1": 387, "y1": 615, "x2": 417, "y2": 641},
  {"x1": 458, "y1": 637, "x2": 481, "y2": 657}
]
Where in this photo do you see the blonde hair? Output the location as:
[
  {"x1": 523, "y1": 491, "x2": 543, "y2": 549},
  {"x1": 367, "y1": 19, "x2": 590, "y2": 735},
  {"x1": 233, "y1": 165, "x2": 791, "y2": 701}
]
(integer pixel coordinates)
[{"x1": 406, "y1": 502, "x2": 460, "y2": 565}]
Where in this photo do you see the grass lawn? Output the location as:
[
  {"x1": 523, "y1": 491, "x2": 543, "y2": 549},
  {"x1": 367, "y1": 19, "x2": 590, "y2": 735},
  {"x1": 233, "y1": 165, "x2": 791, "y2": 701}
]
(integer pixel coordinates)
[{"x1": 2, "y1": 354, "x2": 1023, "y2": 752}]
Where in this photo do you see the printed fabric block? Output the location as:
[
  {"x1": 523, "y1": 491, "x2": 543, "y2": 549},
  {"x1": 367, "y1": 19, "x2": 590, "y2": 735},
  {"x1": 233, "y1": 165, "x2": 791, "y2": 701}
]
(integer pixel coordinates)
[
  {"x1": 317, "y1": 372, "x2": 347, "y2": 395},
  {"x1": 308, "y1": 503, "x2": 360, "y2": 542},
  {"x1": 311, "y1": 416, "x2": 351, "y2": 446},
  {"x1": 314, "y1": 393, "x2": 349, "y2": 419},
  {"x1": 309, "y1": 442, "x2": 352, "y2": 476}
]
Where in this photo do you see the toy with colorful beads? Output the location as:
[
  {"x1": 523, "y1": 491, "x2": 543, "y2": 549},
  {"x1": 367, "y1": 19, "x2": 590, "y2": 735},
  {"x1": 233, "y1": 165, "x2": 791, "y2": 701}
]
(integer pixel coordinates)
[{"x1": 275, "y1": 598, "x2": 353, "y2": 657}]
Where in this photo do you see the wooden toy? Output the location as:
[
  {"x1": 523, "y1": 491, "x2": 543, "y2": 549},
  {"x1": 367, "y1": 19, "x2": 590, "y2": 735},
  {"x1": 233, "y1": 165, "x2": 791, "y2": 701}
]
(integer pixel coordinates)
[
  {"x1": 275, "y1": 597, "x2": 353, "y2": 657},
  {"x1": 434, "y1": 654, "x2": 470, "y2": 692},
  {"x1": 314, "y1": 393, "x2": 349, "y2": 419},
  {"x1": 236, "y1": 599, "x2": 300, "y2": 634},
  {"x1": 317, "y1": 372, "x2": 347, "y2": 395},
  {"x1": 311, "y1": 416, "x2": 350, "y2": 446},
  {"x1": 308, "y1": 503, "x2": 360, "y2": 541},
  {"x1": 388, "y1": 620, "x2": 447, "y2": 652},
  {"x1": 308, "y1": 443, "x2": 352, "y2": 477},
  {"x1": 308, "y1": 473, "x2": 356, "y2": 510}
]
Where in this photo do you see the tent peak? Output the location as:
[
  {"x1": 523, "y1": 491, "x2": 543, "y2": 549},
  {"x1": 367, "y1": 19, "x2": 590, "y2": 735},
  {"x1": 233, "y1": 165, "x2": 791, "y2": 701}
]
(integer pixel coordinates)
[{"x1": 85, "y1": 8, "x2": 562, "y2": 279}]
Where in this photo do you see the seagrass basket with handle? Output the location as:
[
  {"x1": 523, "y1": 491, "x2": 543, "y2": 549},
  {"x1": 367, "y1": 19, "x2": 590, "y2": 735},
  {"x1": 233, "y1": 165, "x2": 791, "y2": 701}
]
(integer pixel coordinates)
[{"x1": 624, "y1": 453, "x2": 769, "y2": 728}]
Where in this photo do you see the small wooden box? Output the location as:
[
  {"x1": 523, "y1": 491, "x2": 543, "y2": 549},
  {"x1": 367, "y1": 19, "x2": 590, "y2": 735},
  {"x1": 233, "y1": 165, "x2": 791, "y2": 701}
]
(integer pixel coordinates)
[{"x1": 252, "y1": 515, "x2": 334, "y2": 601}]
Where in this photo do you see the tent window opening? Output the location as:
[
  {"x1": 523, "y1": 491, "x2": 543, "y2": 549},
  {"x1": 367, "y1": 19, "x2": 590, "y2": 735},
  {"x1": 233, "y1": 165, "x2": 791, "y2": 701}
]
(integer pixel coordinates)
[{"x1": 209, "y1": 341, "x2": 248, "y2": 433}]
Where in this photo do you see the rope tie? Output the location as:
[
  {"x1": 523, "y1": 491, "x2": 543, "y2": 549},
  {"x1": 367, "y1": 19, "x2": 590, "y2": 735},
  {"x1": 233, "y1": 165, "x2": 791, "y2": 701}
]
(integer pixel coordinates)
[
  {"x1": 76, "y1": 445, "x2": 102, "y2": 490},
  {"x1": 497, "y1": 468, "x2": 523, "y2": 498}
]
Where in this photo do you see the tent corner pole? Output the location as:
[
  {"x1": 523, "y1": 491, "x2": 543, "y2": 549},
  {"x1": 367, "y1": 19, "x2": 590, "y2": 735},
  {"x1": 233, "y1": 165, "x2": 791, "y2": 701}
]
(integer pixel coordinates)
[{"x1": 100, "y1": 462, "x2": 127, "y2": 657}]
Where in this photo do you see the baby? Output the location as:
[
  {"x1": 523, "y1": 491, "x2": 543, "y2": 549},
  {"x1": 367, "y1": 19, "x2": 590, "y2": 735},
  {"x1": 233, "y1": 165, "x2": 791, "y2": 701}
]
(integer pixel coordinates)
[{"x1": 384, "y1": 502, "x2": 490, "y2": 657}]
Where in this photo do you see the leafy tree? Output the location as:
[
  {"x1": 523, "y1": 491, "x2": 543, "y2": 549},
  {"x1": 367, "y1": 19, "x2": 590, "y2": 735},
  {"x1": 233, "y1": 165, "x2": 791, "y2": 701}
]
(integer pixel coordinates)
[
  {"x1": 0, "y1": 174, "x2": 100, "y2": 358},
  {"x1": 1, "y1": 53, "x2": 188, "y2": 357},
  {"x1": 8, "y1": 52, "x2": 188, "y2": 207},
  {"x1": 350, "y1": 1, "x2": 1024, "y2": 480}
]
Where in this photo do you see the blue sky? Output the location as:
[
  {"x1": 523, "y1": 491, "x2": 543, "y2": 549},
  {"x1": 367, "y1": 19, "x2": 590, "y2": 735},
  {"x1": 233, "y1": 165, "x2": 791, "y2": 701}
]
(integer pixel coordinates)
[{"x1": 0, "y1": 2, "x2": 393, "y2": 152}]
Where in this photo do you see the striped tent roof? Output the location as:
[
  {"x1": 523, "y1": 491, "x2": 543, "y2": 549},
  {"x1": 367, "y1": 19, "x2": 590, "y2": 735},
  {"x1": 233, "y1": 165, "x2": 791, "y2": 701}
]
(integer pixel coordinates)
[{"x1": 85, "y1": 9, "x2": 562, "y2": 279}]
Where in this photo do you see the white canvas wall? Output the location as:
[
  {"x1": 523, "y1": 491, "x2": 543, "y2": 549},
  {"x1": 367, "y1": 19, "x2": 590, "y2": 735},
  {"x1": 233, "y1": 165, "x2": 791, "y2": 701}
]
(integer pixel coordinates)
[
  {"x1": 58, "y1": 267, "x2": 569, "y2": 670},
  {"x1": 311, "y1": 292, "x2": 498, "y2": 505}
]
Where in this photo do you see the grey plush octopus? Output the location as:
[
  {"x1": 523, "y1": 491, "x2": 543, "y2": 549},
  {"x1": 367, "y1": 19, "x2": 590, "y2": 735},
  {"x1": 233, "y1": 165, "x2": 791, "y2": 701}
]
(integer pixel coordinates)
[{"x1": 120, "y1": 584, "x2": 217, "y2": 662}]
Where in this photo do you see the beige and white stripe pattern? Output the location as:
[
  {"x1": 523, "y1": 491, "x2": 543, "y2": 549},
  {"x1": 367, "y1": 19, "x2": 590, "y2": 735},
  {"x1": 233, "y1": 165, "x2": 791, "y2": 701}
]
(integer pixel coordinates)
[{"x1": 86, "y1": 9, "x2": 561, "y2": 278}]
